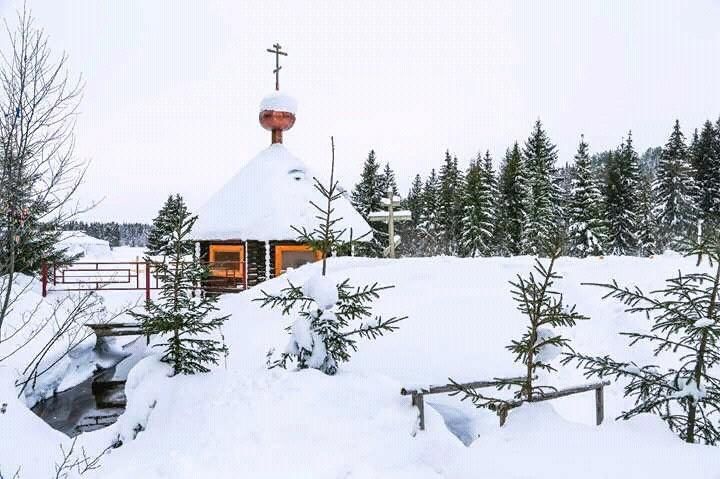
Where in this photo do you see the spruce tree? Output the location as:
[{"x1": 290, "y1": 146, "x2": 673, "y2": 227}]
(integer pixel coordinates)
[
  {"x1": 691, "y1": 121, "x2": 720, "y2": 230},
  {"x1": 438, "y1": 151, "x2": 465, "y2": 255},
  {"x1": 350, "y1": 150, "x2": 385, "y2": 256},
  {"x1": 131, "y1": 194, "x2": 229, "y2": 375},
  {"x1": 418, "y1": 168, "x2": 442, "y2": 256},
  {"x1": 461, "y1": 151, "x2": 497, "y2": 256},
  {"x1": 605, "y1": 132, "x2": 641, "y2": 255},
  {"x1": 564, "y1": 235, "x2": 720, "y2": 444},
  {"x1": 496, "y1": 143, "x2": 526, "y2": 255},
  {"x1": 520, "y1": 120, "x2": 562, "y2": 255},
  {"x1": 259, "y1": 137, "x2": 404, "y2": 375},
  {"x1": 567, "y1": 135, "x2": 607, "y2": 257},
  {"x1": 401, "y1": 174, "x2": 424, "y2": 256},
  {"x1": 378, "y1": 162, "x2": 399, "y2": 197},
  {"x1": 654, "y1": 120, "x2": 698, "y2": 250},
  {"x1": 636, "y1": 174, "x2": 660, "y2": 256},
  {"x1": 351, "y1": 150, "x2": 383, "y2": 216}
]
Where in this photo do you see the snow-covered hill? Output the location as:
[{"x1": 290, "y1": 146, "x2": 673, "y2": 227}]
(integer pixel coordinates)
[{"x1": 4, "y1": 255, "x2": 720, "y2": 478}]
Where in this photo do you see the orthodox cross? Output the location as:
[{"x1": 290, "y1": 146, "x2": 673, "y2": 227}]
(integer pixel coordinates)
[
  {"x1": 368, "y1": 187, "x2": 412, "y2": 258},
  {"x1": 266, "y1": 43, "x2": 287, "y2": 90}
]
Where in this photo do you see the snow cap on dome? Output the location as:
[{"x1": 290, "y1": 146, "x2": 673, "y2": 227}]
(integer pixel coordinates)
[{"x1": 259, "y1": 91, "x2": 298, "y2": 114}]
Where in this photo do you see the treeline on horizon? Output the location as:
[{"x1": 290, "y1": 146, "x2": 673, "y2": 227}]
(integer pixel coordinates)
[
  {"x1": 350, "y1": 116, "x2": 720, "y2": 258},
  {"x1": 65, "y1": 221, "x2": 151, "y2": 248}
]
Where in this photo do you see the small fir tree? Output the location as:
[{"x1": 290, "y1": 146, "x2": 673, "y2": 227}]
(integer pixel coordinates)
[
  {"x1": 131, "y1": 194, "x2": 229, "y2": 375},
  {"x1": 450, "y1": 245, "x2": 587, "y2": 420},
  {"x1": 259, "y1": 137, "x2": 404, "y2": 375},
  {"x1": 563, "y1": 234, "x2": 720, "y2": 444},
  {"x1": 654, "y1": 120, "x2": 698, "y2": 250},
  {"x1": 567, "y1": 135, "x2": 607, "y2": 257}
]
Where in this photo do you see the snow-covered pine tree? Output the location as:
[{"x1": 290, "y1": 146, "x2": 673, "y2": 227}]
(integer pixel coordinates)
[
  {"x1": 450, "y1": 245, "x2": 587, "y2": 419},
  {"x1": 438, "y1": 151, "x2": 465, "y2": 255},
  {"x1": 563, "y1": 234, "x2": 720, "y2": 444},
  {"x1": 654, "y1": 120, "x2": 698, "y2": 251},
  {"x1": 520, "y1": 120, "x2": 562, "y2": 255},
  {"x1": 461, "y1": 151, "x2": 497, "y2": 256},
  {"x1": 567, "y1": 136, "x2": 607, "y2": 257},
  {"x1": 399, "y1": 173, "x2": 424, "y2": 256},
  {"x1": 378, "y1": 162, "x2": 399, "y2": 197},
  {"x1": 259, "y1": 137, "x2": 404, "y2": 375},
  {"x1": 417, "y1": 168, "x2": 442, "y2": 256},
  {"x1": 605, "y1": 132, "x2": 641, "y2": 255},
  {"x1": 495, "y1": 143, "x2": 526, "y2": 256},
  {"x1": 636, "y1": 174, "x2": 660, "y2": 256},
  {"x1": 351, "y1": 150, "x2": 383, "y2": 217},
  {"x1": 131, "y1": 194, "x2": 229, "y2": 375},
  {"x1": 691, "y1": 121, "x2": 720, "y2": 232},
  {"x1": 350, "y1": 150, "x2": 386, "y2": 257}
]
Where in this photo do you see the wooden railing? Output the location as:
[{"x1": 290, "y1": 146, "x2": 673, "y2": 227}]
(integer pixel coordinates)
[
  {"x1": 41, "y1": 260, "x2": 247, "y2": 298},
  {"x1": 401, "y1": 378, "x2": 610, "y2": 431}
]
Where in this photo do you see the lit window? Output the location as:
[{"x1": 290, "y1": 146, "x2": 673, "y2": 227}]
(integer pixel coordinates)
[
  {"x1": 209, "y1": 244, "x2": 244, "y2": 278},
  {"x1": 274, "y1": 244, "x2": 322, "y2": 276}
]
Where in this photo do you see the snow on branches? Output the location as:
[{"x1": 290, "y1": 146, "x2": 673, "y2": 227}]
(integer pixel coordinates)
[
  {"x1": 258, "y1": 137, "x2": 404, "y2": 375},
  {"x1": 563, "y1": 234, "x2": 720, "y2": 444}
]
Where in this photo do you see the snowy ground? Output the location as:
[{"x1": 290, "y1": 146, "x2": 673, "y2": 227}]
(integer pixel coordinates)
[{"x1": 3, "y1": 254, "x2": 720, "y2": 478}]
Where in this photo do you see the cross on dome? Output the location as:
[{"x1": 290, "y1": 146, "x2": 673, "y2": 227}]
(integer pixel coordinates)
[{"x1": 266, "y1": 43, "x2": 287, "y2": 91}]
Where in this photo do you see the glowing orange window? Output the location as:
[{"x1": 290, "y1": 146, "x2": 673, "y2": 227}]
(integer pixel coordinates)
[
  {"x1": 209, "y1": 244, "x2": 244, "y2": 278},
  {"x1": 274, "y1": 244, "x2": 322, "y2": 276}
]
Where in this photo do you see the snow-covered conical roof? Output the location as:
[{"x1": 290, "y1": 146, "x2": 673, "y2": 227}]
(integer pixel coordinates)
[{"x1": 191, "y1": 143, "x2": 372, "y2": 242}]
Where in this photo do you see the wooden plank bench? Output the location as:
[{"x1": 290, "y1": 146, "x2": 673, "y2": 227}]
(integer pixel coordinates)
[{"x1": 401, "y1": 378, "x2": 610, "y2": 431}]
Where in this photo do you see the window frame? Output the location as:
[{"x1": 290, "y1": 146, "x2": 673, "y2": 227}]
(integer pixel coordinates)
[
  {"x1": 274, "y1": 244, "x2": 322, "y2": 276},
  {"x1": 208, "y1": 243, "x2": 245, "y2": 278}
]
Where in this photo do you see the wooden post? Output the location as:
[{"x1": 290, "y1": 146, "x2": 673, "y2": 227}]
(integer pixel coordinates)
[
  {"x1": 145, "y1": 260, "x2": 151, "y2": 301},
  {"x1": 595, "y1": 385, "x2": 605, "y2": 425},
  {"x1": 387, "y1": 187, "x2": 395, "y2": 259},
  {"x1": 498, "y1": 405, "x2": 509, "y2": 427},
  {"x1": 41, "y1": 262, "x2": 48, "y2": 297},
  {"x1": 412, "y1": 392, "x2": 425, "y2": 431}
]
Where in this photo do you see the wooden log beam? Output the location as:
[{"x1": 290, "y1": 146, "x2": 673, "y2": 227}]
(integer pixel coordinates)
[{"x1": 400, "y1": 376, "x2": 525, "y2": 397}]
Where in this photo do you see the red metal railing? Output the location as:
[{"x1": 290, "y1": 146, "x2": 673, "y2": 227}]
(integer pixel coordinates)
[{"x1": 41, "y1": 260, "x2": 247, "y2": 298}]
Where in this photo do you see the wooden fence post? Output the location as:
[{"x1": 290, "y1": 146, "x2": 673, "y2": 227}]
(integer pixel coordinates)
[
  {"x1": 412, "y1": 392, "x2": 425, "y2": 431},
  {"x1": 41, "y1": 262, "x2": 48, "y2": 297},
  {"x1": 145, "y1": 260, "x2": 151, "y2": 302},
  {"x1": 595, "y1": 385, "x2": 605, "y2": 425}
]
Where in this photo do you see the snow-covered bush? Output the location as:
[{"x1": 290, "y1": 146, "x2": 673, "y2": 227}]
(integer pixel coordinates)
[
  {"x1": 258, "y1": 137, "x2": 403, "y2": 375},
  {"x1": 563, "y1": 235, "x2": 720, "y2": 444},
  {"x1": 260, "y1": 274, "x2": 403, "y2": 375}
]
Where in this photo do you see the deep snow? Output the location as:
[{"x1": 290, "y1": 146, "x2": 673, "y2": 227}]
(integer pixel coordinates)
[{"x1": 4, "y1": 255, "x2": 720, "y2": 478}]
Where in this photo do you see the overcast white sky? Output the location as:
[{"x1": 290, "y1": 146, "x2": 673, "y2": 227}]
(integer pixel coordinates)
[{"x1": 2, "y1": 0, "x2": 719, "y2": 222}]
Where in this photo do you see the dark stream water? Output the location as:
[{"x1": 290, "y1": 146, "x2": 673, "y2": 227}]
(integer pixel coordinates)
[
  {"x1": 30, "y1": 337, "x2": 150, "y2": 437},
  {"x1": 31, "y1": 366, "x2": 126, "y2": 437}
]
